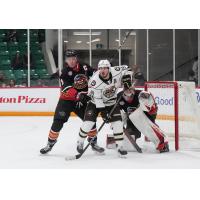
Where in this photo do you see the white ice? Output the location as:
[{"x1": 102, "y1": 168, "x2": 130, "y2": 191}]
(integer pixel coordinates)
[{"x1": 1, "y1": 116, "x2": 200, "y2": 169}]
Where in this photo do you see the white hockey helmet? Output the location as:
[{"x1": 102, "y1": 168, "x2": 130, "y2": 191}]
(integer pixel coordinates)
[{"x1": 98, "y1": 59, "x2": 111, "y2": 70}]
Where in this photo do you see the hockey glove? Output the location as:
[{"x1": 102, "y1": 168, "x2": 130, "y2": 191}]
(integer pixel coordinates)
[
  {"x1": 122, "y1": 74, "x2": 132, "y2": 89},
  {"x1": 75, "y1": 91, "x2": 89, "y2": 108},
  {"x1": 76, "y1": 91, "x2": 89, "y2": 104},
  {"x1": 60, "y1": 87, "x2": 78, "y2": 101},
  {"x1": 101, "y1": 110, "x2": 111, "y2": 123}
]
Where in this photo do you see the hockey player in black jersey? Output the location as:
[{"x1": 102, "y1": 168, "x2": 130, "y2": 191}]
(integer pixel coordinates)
[
  {"x1": 107, "y1": 74, "x2": 169, "y2": 153},
  {"x1": 40, "y1": 50, "x2": 104, "y2": 154}
]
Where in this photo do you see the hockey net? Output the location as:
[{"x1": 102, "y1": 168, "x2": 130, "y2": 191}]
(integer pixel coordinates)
[{"x1": 145, "y1": 81, "x2": 200, "y2": 150}]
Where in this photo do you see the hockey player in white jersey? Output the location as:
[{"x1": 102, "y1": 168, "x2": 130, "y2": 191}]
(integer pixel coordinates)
[{"x1": 76, "y1": 59, "x2": 131, "y2": 157}]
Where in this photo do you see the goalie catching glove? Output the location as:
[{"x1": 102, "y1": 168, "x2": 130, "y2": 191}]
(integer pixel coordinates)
[{"x1": 139, "y1": 91, "x2": 157, "y2": 114}]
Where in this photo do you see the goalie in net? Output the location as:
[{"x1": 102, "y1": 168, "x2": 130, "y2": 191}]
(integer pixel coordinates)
[{"x1": 107, "y1": 74, "x2": 169, "y2": 153}]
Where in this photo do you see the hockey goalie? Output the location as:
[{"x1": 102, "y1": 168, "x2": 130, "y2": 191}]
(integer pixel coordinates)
[{"x1": 107, "y1": 74, "x2": 169, "y2": 153}]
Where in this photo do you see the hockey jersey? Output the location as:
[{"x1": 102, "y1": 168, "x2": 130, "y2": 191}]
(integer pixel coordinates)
[{"x1": 88, "y1": 66, "x2": 131, "y2": 108}]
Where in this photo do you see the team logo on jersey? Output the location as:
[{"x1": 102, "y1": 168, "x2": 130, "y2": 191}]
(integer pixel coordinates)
[
  {"x1": 91, "y1": 80, "x2": 96, "y2": 86},
  {"x1": 114, "y1": 66, "x2": 120, "y2": 71},
  {"x1": 83, "y1": 65, "x2": 88, "y2": 71},
  {"x1": 87, "y1": 110, "x2": 93, "y2": 116},
  {"x1": 103, "y1": 85, "x2": 116, "y2": 98},
  {"x1": 68, "y1": 71, "x2": 73, "y2": 76}
]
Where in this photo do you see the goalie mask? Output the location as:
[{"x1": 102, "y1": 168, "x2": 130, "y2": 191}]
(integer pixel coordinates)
[
  {"x1": 123, "y1": 85, "x2": 135, "y2": 102},
  {"x1": 74, "y1": 74, "x2": 88, "y2": 90},
  {"x1": 124, "y1": 85, "x2": 135, "y2": 95}
]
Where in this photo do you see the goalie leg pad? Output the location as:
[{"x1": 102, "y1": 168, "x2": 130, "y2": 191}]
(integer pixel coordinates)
[{"x1": 129, "y1": 106, "x2": 167, "y2": 148}]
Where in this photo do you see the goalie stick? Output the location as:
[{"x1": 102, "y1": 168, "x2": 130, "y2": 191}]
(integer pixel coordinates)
[
  {"x1": 123, "y1": 129, "x2": 142, "y2": 153},
  {"x1": 65, "y1": 94, "x2": 124, "y2": 161}
]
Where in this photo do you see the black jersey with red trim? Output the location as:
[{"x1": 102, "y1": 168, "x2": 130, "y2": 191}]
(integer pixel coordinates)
[
  {"x1": 117, "y1": 90, "x2": 141, "y2": 114},
  {"x1": 60, "y1": 63, "x2": 95, "y2": 92}
]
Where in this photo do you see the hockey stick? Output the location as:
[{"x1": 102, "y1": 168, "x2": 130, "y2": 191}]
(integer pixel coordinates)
[
  {"x1": 123, "y1": 129, "x2": 142, "y2": 153},
  {"x1": 65, "y1": 94, "x2": 123, "y2": 161},
  {"x1": 110, "y1": 29, "x2": 133, "y2": 64}
]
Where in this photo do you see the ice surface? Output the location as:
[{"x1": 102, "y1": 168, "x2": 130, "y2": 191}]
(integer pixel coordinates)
[{"x1": 1, "y1": 116, "x2": 200, "y2": 169}]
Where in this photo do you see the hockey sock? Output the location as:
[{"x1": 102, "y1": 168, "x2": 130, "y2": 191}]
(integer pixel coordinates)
[
  {"x1": 113, "y1": 132, "x2": 123, "y2": 147},
  {"x1": 48, "y1": 130, "x2": 59, "y2": 143}
]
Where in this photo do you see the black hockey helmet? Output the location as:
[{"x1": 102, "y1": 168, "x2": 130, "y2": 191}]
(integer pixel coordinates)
[
  {"x1": 74, "y1": 74, "x2": 88, "y2": 90},
  {"x1": 65, "y1": 50, "x2": 78, "y2": 58}
]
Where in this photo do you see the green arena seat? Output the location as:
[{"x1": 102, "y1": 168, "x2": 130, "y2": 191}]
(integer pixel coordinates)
[
  {"x1": 7, "y1": 73, "x2": 15, "y2": 80},
  {"x1": 13, "y1": 69, "x2": 25, "y2": 79},
  {"x1": 0, "y1": 51, "x2": 9, "y2": 59},
  {"x1": 9, "y1": 50, "x2": 21, "y2": 60},
  {"x1": 2, "y1": 69, "x2": 13, "y2": 77},
  {"x1": 8, "y1": 42, "x2": 19, "y2": 51},
  {"x1": 35, "y1": 68, "x2": 47, "y2": 75},
  {"x1": 0, "y1": 33, "x2": 6, "y2": 42},
  {"x1": 0, "y1": 59, "x2": 11, "y2": 69},
  {"x1": 0, "y1": 42, "x2": 7, "y2": 51},
  {"x1": 39, "y1": 73, "x2": 51, "y2": 79}
]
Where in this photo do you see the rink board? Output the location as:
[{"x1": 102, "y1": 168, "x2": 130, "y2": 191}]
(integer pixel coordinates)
[{"x1": 0, "y1": 87, "x2": 200, "y2": 118}]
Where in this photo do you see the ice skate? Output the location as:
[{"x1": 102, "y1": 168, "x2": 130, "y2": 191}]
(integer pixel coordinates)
[
  {"x1": 40, "y1": 140, "x2": 57, "y2": 154},
  {"x1": 117, "y1": 146, "x2": 127, "y2": 158},
  {"x1": 157, "y1": 141, "x2": 169, "y2": 153},
  {"x1": 88, "y1": 137, "x2": 105, "y2": 154}
]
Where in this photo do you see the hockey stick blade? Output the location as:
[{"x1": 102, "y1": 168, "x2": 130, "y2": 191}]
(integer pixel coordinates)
[
  {"x1": 124, "y1": 129, "x2": 142, "y2": 153},
  {"x1": 65, "y1": 154, "x2": 82, "y2": 161},
  {"x1": 65, "y1": 141, "x2": 91, "y2": 161},
  {"x1": 65, "y1": 94, "x2": 124, "y2": 161}
]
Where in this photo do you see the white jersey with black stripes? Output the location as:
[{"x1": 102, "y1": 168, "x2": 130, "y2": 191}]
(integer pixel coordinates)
[{"x1": 88, "y1": 66, "x2": 132, "y2": 108}]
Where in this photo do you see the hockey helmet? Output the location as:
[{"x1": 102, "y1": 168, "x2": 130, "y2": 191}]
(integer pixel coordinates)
[
  {"x1": 98, "y1": 59, "x2": 111, "y2": 70},
  {"x1": 74, "y1": 74, "x2": 88, "y2": 90},
  {"x1": 65, "y1": 50, "x2": 78, "y2": 58}
]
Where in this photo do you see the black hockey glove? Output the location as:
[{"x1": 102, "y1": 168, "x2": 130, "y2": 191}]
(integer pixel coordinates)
[
  {"x1": 78, "y1": 92, "x2": 89, "y2": 104},
  {"x1": 101, "y1": 110, "x2": 111, "y2": 123},
  {"x1": 122, "y1": 74, "x2": 132, "y2": 89},
  {"x1": 76, "y1": 92, "x2": 89, "y2": 108}
]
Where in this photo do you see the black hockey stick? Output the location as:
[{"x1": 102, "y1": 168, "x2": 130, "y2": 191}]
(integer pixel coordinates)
[
  {"x1": 65, "y1": 94, "x2": 123, "y2": 161},
  {"x1": 124, "y1": 129, "x2": 142, "y2": 153}
]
